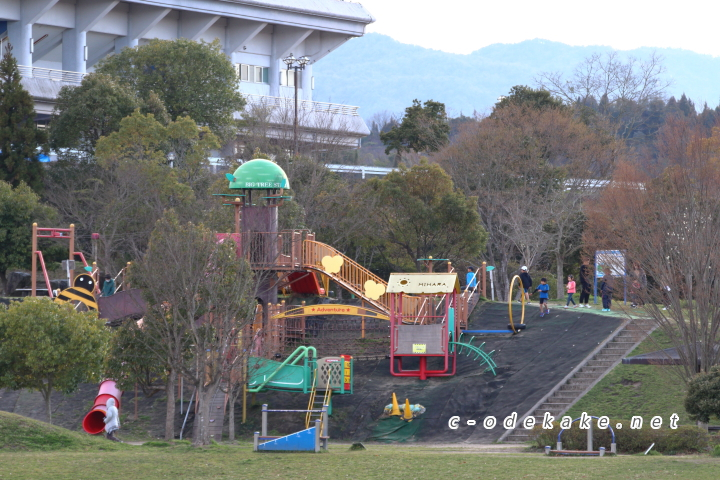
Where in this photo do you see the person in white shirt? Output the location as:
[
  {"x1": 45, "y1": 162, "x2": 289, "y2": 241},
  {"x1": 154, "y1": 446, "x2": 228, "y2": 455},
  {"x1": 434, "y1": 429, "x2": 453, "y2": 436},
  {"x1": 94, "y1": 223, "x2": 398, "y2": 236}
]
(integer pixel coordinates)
[{"x1": 104, "y1": 397, "x2": 121, "y2": 442}]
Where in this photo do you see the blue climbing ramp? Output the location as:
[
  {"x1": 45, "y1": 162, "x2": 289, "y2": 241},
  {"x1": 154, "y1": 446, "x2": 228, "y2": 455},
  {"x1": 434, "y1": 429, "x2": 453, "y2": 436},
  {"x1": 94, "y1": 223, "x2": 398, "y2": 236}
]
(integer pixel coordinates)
[{"x1": 257, "y1": 427, "x2": 317, "y2": 452}]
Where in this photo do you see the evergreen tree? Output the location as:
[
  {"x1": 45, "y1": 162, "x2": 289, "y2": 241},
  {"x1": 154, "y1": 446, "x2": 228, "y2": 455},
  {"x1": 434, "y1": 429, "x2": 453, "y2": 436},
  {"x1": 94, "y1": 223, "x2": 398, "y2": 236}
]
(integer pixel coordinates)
[
  {"x1": 0, "y1": 45, "x2": 46, "y2": 192},
  {"x1": 678, "y1": 93, "x2": 696, "y2": 118}
]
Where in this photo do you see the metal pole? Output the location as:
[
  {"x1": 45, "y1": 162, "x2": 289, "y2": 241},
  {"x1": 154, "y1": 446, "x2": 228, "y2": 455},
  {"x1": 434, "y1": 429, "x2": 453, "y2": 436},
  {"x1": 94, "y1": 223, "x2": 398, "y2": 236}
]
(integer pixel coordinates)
[
  {"x1": 242, "y1": 383, "x2": 247, "y2": 424},
  {"x1": 482, "y1": 261, "x2": 487, "y2": 298},
  {"x1": 261, "y1": 404, "x2": 268, "y2": 437},
  {"x1": 180, "y1": 390, "x2": 195, "y2": 440},
  {"x1": 490, "y1": 270, "x2": 495, "y2": 301},
  {"x1": 587, "y1": 420, "x2": 593, "y2": 452},
  {"x1": 31, "y1": 223, "x2": 37, "y2": 297},
  {"x1": 68, "y1": 224, "x2": 75, "y2": 283},
  {"x1": 293, "y1": 67, "x2": 298, "y2": 157}
]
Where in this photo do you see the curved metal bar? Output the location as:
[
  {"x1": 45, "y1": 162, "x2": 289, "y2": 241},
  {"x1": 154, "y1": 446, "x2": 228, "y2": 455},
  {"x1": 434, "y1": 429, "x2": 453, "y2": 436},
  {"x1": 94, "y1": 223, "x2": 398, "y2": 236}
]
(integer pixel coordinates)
[
  {"x1": 507, "y1": 275, "x2": 527, "y2": 333},
  {"x1": 557, "y1": 416, "x2": 616, "y2": 444}
]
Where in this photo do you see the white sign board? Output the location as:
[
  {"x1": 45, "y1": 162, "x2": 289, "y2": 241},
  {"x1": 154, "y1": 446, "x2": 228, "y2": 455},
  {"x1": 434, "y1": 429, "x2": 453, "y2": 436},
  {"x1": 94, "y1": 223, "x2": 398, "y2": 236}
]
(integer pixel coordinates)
[{"x1": 595, "y1": 250, "x2": 625, "y2": 278}]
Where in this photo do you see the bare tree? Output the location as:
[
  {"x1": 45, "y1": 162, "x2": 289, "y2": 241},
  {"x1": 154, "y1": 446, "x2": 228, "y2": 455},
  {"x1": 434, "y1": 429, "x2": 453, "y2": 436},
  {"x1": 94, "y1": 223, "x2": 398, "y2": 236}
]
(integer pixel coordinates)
[
  {"x1": 545, "y1": 185, "x2": 590, "y2": 299},
  {"x1": 537, "y1": 51, "x2": 670, "y2": 140},
  {"x1": 585, "y1": 150, "x2": 720, "y2": 382},
  {"x1": 438, "y1": 104, "x2": 617, "y2": 300},
  {"x1": 132, "y1": 213, "x2": 257, "y2": 445}
]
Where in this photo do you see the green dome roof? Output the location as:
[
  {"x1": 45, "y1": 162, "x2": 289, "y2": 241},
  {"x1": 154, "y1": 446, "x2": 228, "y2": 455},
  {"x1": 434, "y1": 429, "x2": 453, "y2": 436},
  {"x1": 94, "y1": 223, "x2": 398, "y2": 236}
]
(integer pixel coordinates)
[{"x1": 227, "y1": 159, "x2": 290, "y2": 189}]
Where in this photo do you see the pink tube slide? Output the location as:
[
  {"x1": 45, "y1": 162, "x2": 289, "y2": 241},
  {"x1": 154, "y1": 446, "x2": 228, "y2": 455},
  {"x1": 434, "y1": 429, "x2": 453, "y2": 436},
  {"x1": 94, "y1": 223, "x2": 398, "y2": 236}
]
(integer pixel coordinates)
[{"x1": 82, "y1": 380, "x2": 122, "y2": 434}]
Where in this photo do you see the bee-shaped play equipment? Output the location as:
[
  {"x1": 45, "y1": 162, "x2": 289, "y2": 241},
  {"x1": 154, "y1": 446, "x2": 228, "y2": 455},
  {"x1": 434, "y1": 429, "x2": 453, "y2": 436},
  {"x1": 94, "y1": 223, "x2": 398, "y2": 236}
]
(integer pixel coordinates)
[{"x1": 54, "y1": 273, "x2": 98, "y2": 311}]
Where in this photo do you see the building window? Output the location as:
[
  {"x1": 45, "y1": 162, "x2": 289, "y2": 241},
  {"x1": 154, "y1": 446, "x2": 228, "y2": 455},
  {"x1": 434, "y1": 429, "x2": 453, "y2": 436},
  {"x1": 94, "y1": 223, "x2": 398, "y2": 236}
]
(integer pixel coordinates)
[
  {"x1": 280, "y1": 69, "x2": 299, "y2": 87},
  {"x1": 238, "y1": 64, "x2": 268, "y2": 83}
]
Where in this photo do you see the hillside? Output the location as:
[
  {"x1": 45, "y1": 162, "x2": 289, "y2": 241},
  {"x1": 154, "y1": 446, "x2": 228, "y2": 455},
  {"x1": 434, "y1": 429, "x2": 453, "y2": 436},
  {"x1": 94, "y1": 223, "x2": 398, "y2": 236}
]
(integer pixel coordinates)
[{"x1": 313, "y1": 33, "x2": 720, "y2": 119}]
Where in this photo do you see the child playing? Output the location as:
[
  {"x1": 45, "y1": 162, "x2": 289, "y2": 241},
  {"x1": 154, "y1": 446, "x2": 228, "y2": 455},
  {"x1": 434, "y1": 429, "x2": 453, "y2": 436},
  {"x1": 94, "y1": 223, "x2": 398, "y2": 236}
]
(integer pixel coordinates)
[
  {"x1": 533, "y1": 278, "x2": 550, "y2": 317},
  {"x1": 565, "y1": 275, "x2": 576, "y2": 308},
  {"x1": 600, "y1": 275, "x2": 613, "y2": 312}
]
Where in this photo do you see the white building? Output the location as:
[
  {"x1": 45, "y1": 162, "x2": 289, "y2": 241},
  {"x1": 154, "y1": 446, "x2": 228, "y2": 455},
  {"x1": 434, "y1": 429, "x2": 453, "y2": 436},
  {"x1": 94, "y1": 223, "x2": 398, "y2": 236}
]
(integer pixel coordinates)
[{"x1": 0, "y1": 0, "x2": 373, "y2": 146}]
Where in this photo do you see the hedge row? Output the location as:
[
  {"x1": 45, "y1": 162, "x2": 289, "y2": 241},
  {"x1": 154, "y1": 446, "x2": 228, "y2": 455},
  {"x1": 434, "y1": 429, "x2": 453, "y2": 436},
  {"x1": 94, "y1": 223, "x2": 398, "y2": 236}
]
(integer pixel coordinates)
[{"x1": 529, "y1": 420, "x2": 709, "y2": 454}]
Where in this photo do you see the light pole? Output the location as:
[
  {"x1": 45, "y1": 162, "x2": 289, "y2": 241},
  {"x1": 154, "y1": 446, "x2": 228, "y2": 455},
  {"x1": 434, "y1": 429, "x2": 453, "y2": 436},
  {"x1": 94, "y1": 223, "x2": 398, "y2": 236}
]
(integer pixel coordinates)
[{"x1": 282, "y1": 54, "x2": 309, "y2": 157}]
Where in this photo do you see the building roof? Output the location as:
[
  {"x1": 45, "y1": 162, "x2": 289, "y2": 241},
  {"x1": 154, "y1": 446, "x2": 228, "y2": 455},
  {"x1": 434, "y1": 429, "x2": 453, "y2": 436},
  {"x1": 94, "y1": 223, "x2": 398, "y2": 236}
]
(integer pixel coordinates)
[
  {"x1": 228, "y1": 159, "x2": 290, "y2": 189},
  {"x1": 220, "y1": 0, "x2": 375, "y2": 23}
]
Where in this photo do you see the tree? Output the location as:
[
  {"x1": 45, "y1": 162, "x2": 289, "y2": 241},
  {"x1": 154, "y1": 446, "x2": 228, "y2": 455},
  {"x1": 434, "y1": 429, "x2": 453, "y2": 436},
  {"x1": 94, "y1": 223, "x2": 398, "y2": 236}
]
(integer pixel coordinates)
[
  {"x1": 438, "y1": 103, "x2": 619, "y2": 299},
  {"x1": 0, "y1": 298, "x2": 110, "y2": 423},
  {"x1": 105, "y1": 318, "x2": 175, "y2": 439},
  {"x1": 380, "y1": 99, "x2": 449, "y2": 166},
  {"x1": 584, "y1": 151, "x2": 720, "y2": 382},
  {"x1": 0, "y1": 181, "x2": 56, "y2": 294},
  {"x1": 129, "y1": 213, "x2": 257, "y2": 446},
  {"x1": 0, "y1": 45, "x2": 47, "y2": 192},
  {"x1": 494, "y1": 85, "x2": 564, "y2": 113},
  {"x1": 45, "y1": 110, "x2": 218, "y2": 273},
  {"x1": 537, "y1": 51, "x2": 670, "y2": 141},
  {"x1": 96, "y1": 39, "x2": 245, "y2": 143},
  {"x1": 49, "y1": 74, "x2": 142, "y2": 161},
  {"x1": 685, "y1": 366, "x2": 720, "y2": 423},
  {"x1": 360, "y1": 161, "x2": 486, "y2": 272}
]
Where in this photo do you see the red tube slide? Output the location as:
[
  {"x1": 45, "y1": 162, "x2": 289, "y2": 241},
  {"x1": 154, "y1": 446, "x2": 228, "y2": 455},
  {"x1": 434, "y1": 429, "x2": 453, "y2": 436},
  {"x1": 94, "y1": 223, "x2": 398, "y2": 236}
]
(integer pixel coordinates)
[{"x1": 82, "y1": 380, "x2": 122, "y2": 434}]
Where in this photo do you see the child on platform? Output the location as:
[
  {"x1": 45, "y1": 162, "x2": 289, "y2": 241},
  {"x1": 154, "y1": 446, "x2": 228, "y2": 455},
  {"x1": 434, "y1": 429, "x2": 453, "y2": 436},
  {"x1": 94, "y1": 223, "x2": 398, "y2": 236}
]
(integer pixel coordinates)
[
  {"x1": 534, "y1": 278, "x2": 550, "y2": 317},
  {"x1": 565, "y1": 275, "x2": 577, "y2": 308}
]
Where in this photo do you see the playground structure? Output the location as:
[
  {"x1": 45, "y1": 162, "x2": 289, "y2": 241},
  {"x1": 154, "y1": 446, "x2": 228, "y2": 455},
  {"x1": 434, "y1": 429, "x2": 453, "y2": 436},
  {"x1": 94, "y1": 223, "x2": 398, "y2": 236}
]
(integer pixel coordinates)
[
  {"x1": 548, "y1": 416, "x2": 617, "y2": 456},
  {"x1": 215, "y1": 159, "x2": 480, "y2": 362},
  {"x1": 82, "y1": 380, "x2": 123, "y2": 435},
  {"x1": 247, "y1": 346, "x2": 352, "y2": 451},
  {"x1": 28, "y1": 223, "x2": 132, "y2": 302},
  {"x1": 387, "y1": 273, "x2": 496, "y2": 380},
  {"x1": 254, "y1": 403, "x2": 329, "y2": 452}
]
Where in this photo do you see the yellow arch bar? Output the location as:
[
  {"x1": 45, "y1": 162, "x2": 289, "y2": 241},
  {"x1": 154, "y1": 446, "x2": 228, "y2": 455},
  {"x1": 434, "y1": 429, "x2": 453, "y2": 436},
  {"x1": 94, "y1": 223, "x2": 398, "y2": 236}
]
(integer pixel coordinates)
[
  {"x1": 271, "y1": 304, "x2": 389, "y2": 321},
  {"x1": 508, "y1": 275, "x2": 526, "y2": 334}
]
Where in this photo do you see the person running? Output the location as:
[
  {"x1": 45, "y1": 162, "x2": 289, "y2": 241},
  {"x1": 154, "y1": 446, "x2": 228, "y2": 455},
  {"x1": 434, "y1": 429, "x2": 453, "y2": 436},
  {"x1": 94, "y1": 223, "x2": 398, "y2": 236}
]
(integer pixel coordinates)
[
  {"x1": 534, "y1": 278, "x2": 550, "y2": 317},
  {"x1": 519, "y1": 266, "x2": 532, "y2": 303},
  {"x1": 565, "y1": 275, "x2": 577, "y2": 308},
  {"x1": 579, "y1": 259, "x2": 592, "y2": 308}
]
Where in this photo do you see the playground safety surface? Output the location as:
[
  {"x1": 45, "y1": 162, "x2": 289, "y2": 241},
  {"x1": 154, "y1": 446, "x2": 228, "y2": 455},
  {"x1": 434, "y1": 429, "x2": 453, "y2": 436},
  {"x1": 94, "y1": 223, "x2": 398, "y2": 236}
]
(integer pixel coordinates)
[{"x1": 257, "y1": 302, "x2": 623, "y2": 443}]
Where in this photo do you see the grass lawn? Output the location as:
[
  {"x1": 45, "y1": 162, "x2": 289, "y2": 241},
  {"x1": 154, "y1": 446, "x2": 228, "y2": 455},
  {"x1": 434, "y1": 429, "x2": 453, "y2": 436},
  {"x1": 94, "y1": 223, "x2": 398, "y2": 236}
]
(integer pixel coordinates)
[
  {"x1": 2, "y1": 443, "x2": 720, "y2": 479},
  {"x1": 566, "y1": 329, "x2": 692, "y2": 424}
]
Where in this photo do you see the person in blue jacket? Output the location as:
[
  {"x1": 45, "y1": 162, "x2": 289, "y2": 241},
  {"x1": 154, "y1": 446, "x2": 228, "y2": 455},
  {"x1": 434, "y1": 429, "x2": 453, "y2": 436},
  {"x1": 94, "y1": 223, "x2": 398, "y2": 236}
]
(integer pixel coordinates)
[
  {"x1": 533, "y1": 278, "x2": 551, "y2": 317},
  {"x1": 466, "y1": 267, "x2": 477, "y2": 291}
]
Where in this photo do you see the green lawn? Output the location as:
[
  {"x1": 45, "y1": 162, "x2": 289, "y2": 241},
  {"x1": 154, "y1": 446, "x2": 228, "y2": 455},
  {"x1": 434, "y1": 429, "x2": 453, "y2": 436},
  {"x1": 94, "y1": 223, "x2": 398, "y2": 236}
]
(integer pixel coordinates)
[
  {"x1": 567, "y1": 329, "x2": 692, "y2": 424},
  {"x1": 2, "y1": 444, "x2": 720, "y2": 479}
]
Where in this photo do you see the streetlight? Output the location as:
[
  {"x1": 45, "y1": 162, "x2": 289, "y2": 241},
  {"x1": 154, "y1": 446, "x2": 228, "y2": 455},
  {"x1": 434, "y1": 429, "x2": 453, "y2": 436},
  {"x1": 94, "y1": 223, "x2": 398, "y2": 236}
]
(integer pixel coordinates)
[{"x1": 283, "y1": 53, "x2": 309, "y2": 157}]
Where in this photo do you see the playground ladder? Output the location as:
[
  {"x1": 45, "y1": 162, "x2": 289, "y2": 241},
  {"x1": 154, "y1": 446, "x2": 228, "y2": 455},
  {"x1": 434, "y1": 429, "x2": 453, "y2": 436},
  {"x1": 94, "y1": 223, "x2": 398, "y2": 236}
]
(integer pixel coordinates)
[
  {"x1": 305, "y1": 370, "x2": 332, "y2": 429},
  {"x1": 207, "y1": 385, "x2": 228, "y2": 441}
]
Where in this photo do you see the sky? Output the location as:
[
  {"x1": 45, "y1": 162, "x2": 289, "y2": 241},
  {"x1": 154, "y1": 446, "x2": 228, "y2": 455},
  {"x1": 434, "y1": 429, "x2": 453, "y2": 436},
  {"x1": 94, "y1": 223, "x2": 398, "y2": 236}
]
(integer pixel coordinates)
[{"x1": 357, "y1": 0, "x2": 720, "y2": 57}]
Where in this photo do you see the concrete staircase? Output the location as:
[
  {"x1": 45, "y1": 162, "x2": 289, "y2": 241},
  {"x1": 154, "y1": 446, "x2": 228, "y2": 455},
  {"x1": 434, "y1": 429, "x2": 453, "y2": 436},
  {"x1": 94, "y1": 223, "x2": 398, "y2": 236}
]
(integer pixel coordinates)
[{"x1": 500, "y1": 316, "x2": 656, "y2": 443}]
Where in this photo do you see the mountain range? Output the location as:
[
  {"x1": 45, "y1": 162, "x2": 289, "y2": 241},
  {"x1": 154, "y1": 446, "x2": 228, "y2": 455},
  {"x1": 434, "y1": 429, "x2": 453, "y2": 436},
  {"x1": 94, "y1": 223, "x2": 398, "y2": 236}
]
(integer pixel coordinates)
[{"x1": 312, "y1": 33, "x2": 720, "y2": 120}]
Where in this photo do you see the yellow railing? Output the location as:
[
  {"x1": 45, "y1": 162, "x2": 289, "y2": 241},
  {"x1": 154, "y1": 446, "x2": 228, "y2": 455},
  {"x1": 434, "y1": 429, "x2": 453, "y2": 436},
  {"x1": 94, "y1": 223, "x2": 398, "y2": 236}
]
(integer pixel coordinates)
[
  {"x1": 302, "y1": 240, "x2": 427, "y2": 319},
  {"x1": 303, "y1": 240, "x2": 389, "y2": 311}
]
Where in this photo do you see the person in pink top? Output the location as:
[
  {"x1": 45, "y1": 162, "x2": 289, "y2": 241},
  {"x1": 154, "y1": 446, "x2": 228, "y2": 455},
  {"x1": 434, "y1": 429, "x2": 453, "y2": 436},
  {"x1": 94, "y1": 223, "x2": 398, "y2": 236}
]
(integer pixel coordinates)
[{"x1": 565, "y1": 275, "x2": 577, "y2": 308}]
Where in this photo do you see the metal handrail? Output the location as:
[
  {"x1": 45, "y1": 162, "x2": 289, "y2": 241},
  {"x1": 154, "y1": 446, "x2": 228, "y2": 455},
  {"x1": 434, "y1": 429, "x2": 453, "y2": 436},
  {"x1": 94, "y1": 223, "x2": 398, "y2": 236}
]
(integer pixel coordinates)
[
  {"x1": 18, "y1": 65, "x2": 86, "y2": 84},
  {"x1": 244, "y1": 94, "x2": 360, "y2": 116}
]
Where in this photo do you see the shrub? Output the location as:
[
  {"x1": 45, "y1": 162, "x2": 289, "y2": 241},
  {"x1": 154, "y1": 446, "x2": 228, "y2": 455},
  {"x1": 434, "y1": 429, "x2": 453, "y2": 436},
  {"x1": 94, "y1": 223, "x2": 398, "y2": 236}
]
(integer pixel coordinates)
[
  {"x1": 711, "y1": 444, "x2": 720, "y2": 457},
  {"x1": 529, "y1": 419, "x2": 709, "y2": 454}
]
